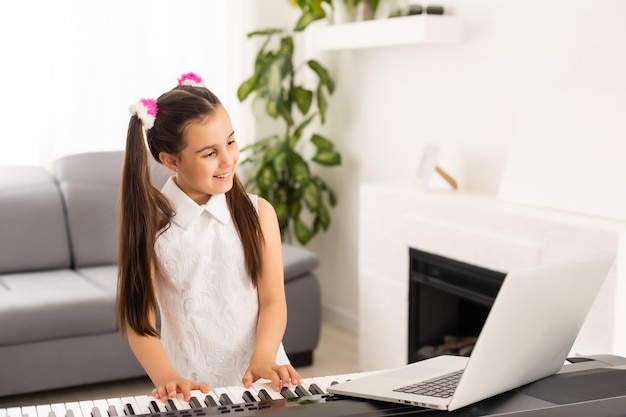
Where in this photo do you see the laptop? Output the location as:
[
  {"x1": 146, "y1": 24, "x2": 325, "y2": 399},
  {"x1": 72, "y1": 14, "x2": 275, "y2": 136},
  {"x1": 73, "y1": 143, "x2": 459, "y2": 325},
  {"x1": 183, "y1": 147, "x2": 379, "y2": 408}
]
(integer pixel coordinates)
[{"x1": 327, "y1": 253, "x2": 616, "y2": 411}]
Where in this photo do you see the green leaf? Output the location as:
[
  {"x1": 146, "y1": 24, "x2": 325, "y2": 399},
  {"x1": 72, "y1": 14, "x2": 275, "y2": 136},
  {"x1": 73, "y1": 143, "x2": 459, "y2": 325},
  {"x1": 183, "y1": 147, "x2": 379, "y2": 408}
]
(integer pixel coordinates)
[
  {"x1": 294, "y1": 10, "x2": 324, "y2": 31},
  {"x1": 266, "y1": 100, "x2": 279, "y2": 118},
  {"x1": 247, "y1": 28, "x2": 283, "y2": 38},
  {"x1": 274, "y1": 201, "x2": 289, "y2": 226},
  {"x1": 308, "y1": 60, "x2": 335, "y2": 94},
  {"x1": 293, "y1": 86, "x2": 313, "y2": 115},
  {"x1": 313, "y1": 149, "x2": 341, "y2": 166},
  {"x1": 265, "y1": 55, "x2": 288, "y2": 101},
  {"x1": 302, "y1": 181, "x2": 321, "y2": 212},
  {"x1": 257, "y1": 164, "x2": 277, "y2": 193},
  {"x1": 310, "y1": 134, "x2": 334, "y2": 150},
  {"x1": 294, "y1": 218, "x2": 313, "y2": 245},
  {"x1": 317, "y1": 204, "x2": 330, "y2": 230},
  {"x1": 317, "y1": 85, "x2": 328, "y2": 124},
  {"x1": 289, "y1": 114, "x2": 317, "y2": 148},
  {"x1": 290, "y1": 201, "x2": 302, "y2": 218},
  {"x1": 290, "y1": 155, "x2": 311, "y2": 184},
  {"x1": 237, "y1": 76, "x2": 258, "y2": 102}
]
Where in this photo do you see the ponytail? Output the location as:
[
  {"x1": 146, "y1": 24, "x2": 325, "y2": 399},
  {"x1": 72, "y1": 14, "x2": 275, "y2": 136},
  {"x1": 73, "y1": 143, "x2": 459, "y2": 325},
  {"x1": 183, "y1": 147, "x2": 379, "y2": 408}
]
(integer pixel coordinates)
[{"x1": 116, "y1": 115, "x2": 173, "y2": 337}]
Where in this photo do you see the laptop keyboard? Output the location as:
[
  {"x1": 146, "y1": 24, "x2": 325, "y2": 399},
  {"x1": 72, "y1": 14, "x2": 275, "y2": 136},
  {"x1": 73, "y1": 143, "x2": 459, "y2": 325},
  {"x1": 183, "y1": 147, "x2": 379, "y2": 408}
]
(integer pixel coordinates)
[{"x1": 393, "y1": 370, "x2": 464, "y2": 398}]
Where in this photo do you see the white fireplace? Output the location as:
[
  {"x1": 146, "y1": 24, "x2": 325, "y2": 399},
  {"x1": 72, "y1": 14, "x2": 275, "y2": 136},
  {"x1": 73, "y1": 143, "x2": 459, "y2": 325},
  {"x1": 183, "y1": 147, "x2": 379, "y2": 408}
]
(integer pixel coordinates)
[{"x1": 358, "y1": 183, "x2": 626, "y2": 371}]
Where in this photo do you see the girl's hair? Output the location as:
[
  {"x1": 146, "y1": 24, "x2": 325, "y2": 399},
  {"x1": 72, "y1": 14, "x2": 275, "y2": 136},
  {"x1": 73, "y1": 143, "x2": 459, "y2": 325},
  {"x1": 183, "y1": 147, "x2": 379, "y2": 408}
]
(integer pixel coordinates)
[{"x1": 117, "y1": 85, "x2": 264, "y2": 337}]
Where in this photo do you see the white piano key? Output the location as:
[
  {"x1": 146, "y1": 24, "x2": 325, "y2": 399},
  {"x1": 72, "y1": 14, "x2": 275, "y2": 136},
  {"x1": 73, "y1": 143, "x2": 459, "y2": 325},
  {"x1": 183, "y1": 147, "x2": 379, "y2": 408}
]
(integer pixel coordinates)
[
  {"x1": 64, "y1": 402, "x2": 83, "y2": 417},
  {"x1": 251, "y1": 381, "x2": 283, "y2": 400},
  {"x1": 6, "y1": 407, "x2": 21, "y2": 417},
  {"x1": 20, "y1": 406, "x2": 37, "y2": 417},
  {"x1": 36, "y1": 405, "x2": 52, "y2": 417},
  {"x1": 79, "y1": 401, "x2": 94, "y2": 417},
  {"x1": 91, "y1": 400, "x2": 109, "y2": 417},
  {"x1": 131, "y1": 396, "x2": 152, "y2": 415},
  {"x1": 120, "y1": 397, "x2": 140, "y2": 415},
  {"x1": 106, "y1": 398, "x2": 125, "y2": 416},
  {"x1": 0, "y1": 408, "x2": 6, "y2": 417},
  {"x1": 50, "y1": 403, "x2": 67, "y2": 417},
  {"x1": 224, "y1": 386, "x2": 248, "y2": 403},
  {"x1": 170, "y1": 395, "x2": 190, "y2": 410}
]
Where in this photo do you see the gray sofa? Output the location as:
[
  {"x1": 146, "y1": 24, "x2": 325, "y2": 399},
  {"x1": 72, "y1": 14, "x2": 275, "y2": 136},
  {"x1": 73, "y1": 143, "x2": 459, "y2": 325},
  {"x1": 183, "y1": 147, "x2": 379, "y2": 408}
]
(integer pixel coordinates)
[{"x1": 0, "y1": 151, "x2": 321, "y2": 397}]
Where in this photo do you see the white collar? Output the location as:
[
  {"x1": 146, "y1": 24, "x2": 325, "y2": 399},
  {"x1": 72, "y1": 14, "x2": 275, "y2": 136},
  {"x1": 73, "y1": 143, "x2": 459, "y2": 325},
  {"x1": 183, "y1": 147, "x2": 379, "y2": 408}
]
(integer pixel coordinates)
[{"x1": 161, "y1": 177, "x2": 231, "y2": 228}]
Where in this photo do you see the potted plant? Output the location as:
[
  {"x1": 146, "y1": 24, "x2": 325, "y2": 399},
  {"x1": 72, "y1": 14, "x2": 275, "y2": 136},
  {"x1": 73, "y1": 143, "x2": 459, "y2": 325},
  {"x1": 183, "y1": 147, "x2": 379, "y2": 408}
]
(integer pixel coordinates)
[{"x1": 237, "y1": 0, "x2": 341, "y2": 245}]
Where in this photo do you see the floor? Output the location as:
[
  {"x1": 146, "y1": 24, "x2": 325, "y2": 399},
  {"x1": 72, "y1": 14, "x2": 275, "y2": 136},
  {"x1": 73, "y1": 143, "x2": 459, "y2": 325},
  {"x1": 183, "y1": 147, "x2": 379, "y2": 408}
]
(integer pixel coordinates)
[{"x1": 0, "y1": 320, "x2": 359, "y2": 409}]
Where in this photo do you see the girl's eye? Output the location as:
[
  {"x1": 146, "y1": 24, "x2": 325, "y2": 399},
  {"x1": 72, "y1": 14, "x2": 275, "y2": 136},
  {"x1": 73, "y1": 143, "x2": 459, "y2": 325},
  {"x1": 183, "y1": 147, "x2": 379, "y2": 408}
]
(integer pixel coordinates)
[
  {"x1": 203, "y1": 151, "x2": 216, "y2": 158},
  {"x1": 228, "y1": 139, "x2": 236, "y2": 146}
]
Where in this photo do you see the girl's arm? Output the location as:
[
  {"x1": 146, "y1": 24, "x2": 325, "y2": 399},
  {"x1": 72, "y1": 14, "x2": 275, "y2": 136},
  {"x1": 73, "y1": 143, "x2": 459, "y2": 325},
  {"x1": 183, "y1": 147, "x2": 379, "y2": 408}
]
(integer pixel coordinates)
[
  {"x1": 127, "y1": 264, "x2": 209, "y2": 401},
  {"x1": 242, "y1": 197, "x2": 302, "y2": 391}
]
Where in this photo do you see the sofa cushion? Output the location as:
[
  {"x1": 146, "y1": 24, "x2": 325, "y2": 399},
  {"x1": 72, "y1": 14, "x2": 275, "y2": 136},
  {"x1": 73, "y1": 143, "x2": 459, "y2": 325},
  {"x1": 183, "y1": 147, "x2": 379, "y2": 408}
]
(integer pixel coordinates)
[
  {"x1": 54, "y1": 151, "x2": 171, "y2": 268},
  {"x1": 282, "y1": 245, "x2": 320, "y2": 282},
  {"x1": 0, "y1": 269, "x2": 117, "y2": 345},
  {"x1": 0, "y1": 166, "x2": 71, "y2": 274}
]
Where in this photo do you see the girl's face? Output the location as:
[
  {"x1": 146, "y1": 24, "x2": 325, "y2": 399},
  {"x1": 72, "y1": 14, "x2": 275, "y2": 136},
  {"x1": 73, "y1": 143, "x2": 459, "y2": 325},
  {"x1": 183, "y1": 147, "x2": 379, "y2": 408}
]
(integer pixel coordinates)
[{"x1": 168, "y1": 106, "x2": 239, "y2": 205}]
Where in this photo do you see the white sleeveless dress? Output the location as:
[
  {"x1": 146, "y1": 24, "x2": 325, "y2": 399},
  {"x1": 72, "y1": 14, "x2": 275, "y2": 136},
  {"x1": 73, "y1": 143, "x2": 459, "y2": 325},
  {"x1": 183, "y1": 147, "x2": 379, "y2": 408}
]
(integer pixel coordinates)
[{"x1": 154, "y1": 177, "x2": 290, "y2": 388}]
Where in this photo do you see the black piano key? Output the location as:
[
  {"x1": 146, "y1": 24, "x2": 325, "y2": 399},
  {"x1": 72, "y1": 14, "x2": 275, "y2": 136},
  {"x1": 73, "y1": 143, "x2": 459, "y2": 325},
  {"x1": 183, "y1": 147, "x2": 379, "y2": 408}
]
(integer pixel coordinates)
[
  {"x1": 48, "y1": 412, "x2": 56, "y2": 417},
  {"x1": 123, "y1": 403, "x2": 135, "y2": 415},
  {"x1": 257, "y1": 389, "x2": 271, "y2": 402},
  {"x1": 188, "y1": 397, "x2": 203, "y2": 409},
  {"x1": 242, "y1": 391, "x2": 257, "y2": 403},
  {"x1": 108, "y1": 405, "x2": 119, "y2": 417},
  {"x1": 66, "y1": 411, "x2": 75, "y2": 417},
  {"x1": 165, "y1": 400, "x2": 177, "y2": 411},
  {"x1": 92, "y1": 407, "x2": 103, "y2": 417},
  {"x1": 148, "y1": 401, "x2": 162, "y2": 414},
  {"x1": 218, "y1": 393, "x2": 233, "y2": 405},
  {"x1": 203, "y1": 395, "x2": 218, "y2": 407},
  {"x1": 280, "y1": 387, "x2": 297, "y2": 399},
  {"x1": 308, "y1": 383, "x2": 325, "y2": 395},
  {"x1": 294, "y1": 385, "x2": 311, "y2": 397}
]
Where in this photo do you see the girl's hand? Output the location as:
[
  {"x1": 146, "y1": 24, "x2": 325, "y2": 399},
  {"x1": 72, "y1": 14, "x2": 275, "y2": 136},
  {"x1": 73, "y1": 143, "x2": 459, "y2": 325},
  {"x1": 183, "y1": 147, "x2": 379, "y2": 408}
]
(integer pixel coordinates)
[
  {"x1": 242, "y1": 361, "x2": 302, "y2": 392},
  {"x1": 152, "y1": 378, "x2": 210, "y2": 402}
]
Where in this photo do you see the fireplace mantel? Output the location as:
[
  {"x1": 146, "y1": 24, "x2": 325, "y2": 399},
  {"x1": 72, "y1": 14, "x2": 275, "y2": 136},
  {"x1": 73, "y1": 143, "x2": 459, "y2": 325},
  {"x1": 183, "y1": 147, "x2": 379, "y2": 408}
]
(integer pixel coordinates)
[{"x1": 358, "y1": 183, "x2": 626, "y2": 371}]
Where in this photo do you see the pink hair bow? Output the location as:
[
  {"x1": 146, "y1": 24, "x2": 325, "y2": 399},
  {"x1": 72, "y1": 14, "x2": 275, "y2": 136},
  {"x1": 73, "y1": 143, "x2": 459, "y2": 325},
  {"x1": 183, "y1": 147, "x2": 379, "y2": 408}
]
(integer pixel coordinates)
[
  {"x1": 177, "y1": 72, "x2": 204, "y2": 87},
  {"x1": 129, "y1": 98, "x2": 158, "y2": 129}
]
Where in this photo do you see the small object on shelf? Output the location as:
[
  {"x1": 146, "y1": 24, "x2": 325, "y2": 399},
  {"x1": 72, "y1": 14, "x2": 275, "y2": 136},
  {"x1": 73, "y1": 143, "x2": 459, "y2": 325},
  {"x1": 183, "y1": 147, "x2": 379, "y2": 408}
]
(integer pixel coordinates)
[
  {"x1": 435, "y1": 165, "x2": 458, "y2": 190},
  {"x1": 407, "y1": 4, "x2": 423, "y2": 14},
  {"x1": 426, "y1": 4, "x2": 444, "y2": 15}
]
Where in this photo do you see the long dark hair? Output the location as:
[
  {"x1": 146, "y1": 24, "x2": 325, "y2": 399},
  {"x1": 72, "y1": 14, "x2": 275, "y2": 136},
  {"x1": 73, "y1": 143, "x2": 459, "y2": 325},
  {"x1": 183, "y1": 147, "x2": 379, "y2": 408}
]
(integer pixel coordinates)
[{"x1": 117, "y1": 85, "x2": 264, "y2": 337}]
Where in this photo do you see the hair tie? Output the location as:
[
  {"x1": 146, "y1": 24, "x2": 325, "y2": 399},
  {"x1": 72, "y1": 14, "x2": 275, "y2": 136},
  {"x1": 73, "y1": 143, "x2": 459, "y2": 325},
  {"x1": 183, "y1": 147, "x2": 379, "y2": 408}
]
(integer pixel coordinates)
[
  {"x1": 177, "y1": 72, "x2": 204, "y2": 87},
  {"x1": 129, "y1": 98, "x2": 158, "y2": 129}
]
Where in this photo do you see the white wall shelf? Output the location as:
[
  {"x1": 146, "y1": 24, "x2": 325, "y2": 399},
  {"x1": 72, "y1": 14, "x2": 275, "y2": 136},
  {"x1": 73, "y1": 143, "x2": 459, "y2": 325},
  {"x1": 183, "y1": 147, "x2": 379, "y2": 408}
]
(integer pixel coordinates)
[{"x1": 308, "y1": 15, "x2": 463, "y2": 51}]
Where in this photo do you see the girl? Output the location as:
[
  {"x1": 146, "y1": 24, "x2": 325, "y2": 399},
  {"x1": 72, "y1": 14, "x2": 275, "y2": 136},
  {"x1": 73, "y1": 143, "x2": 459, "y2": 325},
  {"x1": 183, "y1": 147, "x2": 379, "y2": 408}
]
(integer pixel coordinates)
[{"x1": 116, "y1": 72, "x2": 301, "y2": 402}]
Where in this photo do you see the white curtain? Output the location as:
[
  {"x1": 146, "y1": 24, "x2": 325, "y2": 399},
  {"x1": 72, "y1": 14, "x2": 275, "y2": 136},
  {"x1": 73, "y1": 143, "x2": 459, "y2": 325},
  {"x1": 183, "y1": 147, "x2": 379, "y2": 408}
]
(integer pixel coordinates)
[{"x1": 0, "y1": 0, "x2": 252, "y2": 168}]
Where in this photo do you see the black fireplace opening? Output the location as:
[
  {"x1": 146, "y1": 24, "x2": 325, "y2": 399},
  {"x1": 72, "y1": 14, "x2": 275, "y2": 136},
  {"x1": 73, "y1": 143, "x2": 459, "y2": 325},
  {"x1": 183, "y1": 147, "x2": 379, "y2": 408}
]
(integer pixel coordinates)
[{"x1": 408, "y1": 248, "x2": 507, "y2": 363}]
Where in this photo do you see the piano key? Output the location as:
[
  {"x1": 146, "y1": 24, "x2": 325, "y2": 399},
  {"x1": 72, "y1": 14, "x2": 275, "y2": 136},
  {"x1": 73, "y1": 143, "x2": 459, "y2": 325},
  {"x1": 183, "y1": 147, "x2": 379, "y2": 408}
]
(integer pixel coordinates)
[
  {"x1": 173, "y1": 394, "x2": 191, "y2": 410},
  {"x1": 64, "y1": 402, "x2": 83, "y2": 417},
  {"x1": 163, "y1": 399, "x2": 177, "y2": 412},
  {"x1": 5, "y1": 408, "x2": 21, "y2": 417},
  {"x1": 202, "y1": 392, "x2": 219, "y2": 407},
  {"x1": 20, "y1": 406, "x2": 37, "y2": 417},
  {"x1": 120, "y1": 397, "x2": 140, "y2": 415},
  {"x1": 50, "y1": 403, "x2": 67, "y2": 417},
  {"x1": 242, "y1": 390, "x2": 257, "y2": 403},
  {"x1": 187, "y1": 397, "x2": 202, "y2": 410},
  {"x1": 91, "y1": 400, "x2": 109, "y2": 417},
  {"x1": 253, "y1": 382, "x2": 284, "y2": 400},
  {"x1": 106, "y1": 398, "x2": 124, "y2": 417},
  {"x1": 79, "y1": 401, "x2": 95, "y2": 417},
  {"x1": 223, "y1": 386, "x2": 248, "y2": 404},
  {"x1": 0, "y1": 409, "x2": 6, "y2": 417},
  {"x1": 131, "y1": 396, "x2": 152, "y2": 415},
  {"x1": 294, "y1": 385, "x2": 311, "y2": 397},
  {"x1": 280, "y1": 387, "x2": 297, "y2": 399},
  {"x1": 35, "y1": 405, "x2": 52, "y2": 417}
]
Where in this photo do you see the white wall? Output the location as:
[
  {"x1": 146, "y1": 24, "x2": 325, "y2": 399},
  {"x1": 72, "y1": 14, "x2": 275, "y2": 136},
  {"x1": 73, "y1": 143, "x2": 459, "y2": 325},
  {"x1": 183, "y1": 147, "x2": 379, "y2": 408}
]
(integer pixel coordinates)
[{"x1": 250, "y1": 0, "x2": 626, "y2": 331}]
